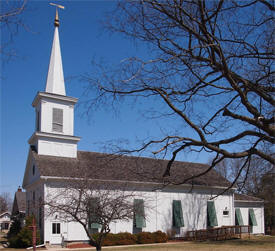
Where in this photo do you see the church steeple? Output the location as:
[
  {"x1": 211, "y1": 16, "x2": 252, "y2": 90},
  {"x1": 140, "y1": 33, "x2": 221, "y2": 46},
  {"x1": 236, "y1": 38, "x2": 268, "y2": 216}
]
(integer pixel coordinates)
[
  {"x1": 45, "y1": 7, "x2": 65, "y2": 95},
  {"x1": 29, "y1": 6, "x2": 80, "y2": 158}
]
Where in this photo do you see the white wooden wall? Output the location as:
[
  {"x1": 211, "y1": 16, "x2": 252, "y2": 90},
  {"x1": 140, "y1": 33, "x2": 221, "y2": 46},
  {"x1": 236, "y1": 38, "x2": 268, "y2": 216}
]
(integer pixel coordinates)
[
  {"x1": 43, "y1": 182, "x2": 235, "y2": 244},
  {"x1": 234, "y1": 201, "x2": 265, "y2": 234}
]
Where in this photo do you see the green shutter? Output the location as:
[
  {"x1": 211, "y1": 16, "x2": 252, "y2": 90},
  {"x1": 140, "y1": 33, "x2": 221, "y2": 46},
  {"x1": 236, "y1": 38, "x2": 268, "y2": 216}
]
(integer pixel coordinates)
[
  {"x1": 235, "y1": 208, "x2": 244, "y2": 225},
  {"x1": 207, "y1": 201, "x2": 218, "y2": 227},
  {"x1": 134, "y1": 199, "x2": 146, "y2": 228},
  {"x1": 88, "y1": 198, "x2": 101, "y2": 229},
  {"x1": 249, "y1": 208, "x2": 257, "y2": 226},
  {"x1": 172, "y1": 200, "x2": 184, "y2": 227}
]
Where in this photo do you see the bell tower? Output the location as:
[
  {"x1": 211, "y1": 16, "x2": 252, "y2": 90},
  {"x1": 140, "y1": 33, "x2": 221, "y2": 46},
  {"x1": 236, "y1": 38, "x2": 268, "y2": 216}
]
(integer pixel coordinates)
[{"x1": 29, "y1": 7, "x2": 80, "y2": 158}]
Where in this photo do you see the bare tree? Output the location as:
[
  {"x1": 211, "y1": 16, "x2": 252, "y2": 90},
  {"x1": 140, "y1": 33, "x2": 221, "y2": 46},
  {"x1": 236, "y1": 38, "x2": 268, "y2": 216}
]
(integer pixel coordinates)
[
  {"x1": 1, "y1": 0, "x2": 27, "y2": 61},
  {"x1": 0, "y1": 192, "x2": 12, "y2": 213},
  {"x1": 83, "y1": 0, "x2": 274, "y2": 186},
  {"x1": 214, "y1": 152, "x2": 274, "y2": 193},
  {"x1": 45, "y1": 179, "x2": 145, "y2": 251},
  {"x1": 257, "y1": 168, "x2": 275, "y2": 234}
]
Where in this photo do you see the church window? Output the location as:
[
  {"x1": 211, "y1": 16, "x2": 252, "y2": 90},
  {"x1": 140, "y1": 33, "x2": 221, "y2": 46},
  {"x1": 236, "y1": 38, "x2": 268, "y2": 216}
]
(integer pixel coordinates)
[
  {"x1": 133, "y1": 199, "x2": 146, "y2": 229},
  {"x1": 223, "y1": 210, "x2": 229, "y2": 216},
  {"x1": 88, "y1": 197, "x2": 101, "y2": 231},
  {"x1": 52, "y1": 223, "x2": 60, "y2": 234},
  {"x1": 52, "y1": 108, "x2": 63, "y2": 132},
  {"x1": 32, "y1": 165, "x2": 35, "y2": 175}
]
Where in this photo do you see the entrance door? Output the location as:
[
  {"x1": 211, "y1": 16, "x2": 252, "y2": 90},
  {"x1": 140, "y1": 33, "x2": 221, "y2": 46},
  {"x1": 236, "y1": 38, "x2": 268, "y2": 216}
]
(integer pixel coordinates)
[{"x1": 50, "y1": 222, "x2": 62, "y2": 244}]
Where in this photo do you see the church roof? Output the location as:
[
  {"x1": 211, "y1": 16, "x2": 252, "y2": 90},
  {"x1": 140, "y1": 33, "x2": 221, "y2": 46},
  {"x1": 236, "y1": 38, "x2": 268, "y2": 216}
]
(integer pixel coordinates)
[
  {"x1": 32, "y1": 149, "x2": 231, "y2": 188},
  {"x1": 234, "y1": 193, "x2": 263, "y2": 202}
]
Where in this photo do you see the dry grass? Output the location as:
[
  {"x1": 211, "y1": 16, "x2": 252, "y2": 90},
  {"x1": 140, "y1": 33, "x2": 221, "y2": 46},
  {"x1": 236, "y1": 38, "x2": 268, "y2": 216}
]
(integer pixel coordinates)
[
  {"x1": 105, "y1": 236, "x2": 275, "y2": 251},
  {"x1": 1, "y1": 236, "x2": 274, "y2": 251}
]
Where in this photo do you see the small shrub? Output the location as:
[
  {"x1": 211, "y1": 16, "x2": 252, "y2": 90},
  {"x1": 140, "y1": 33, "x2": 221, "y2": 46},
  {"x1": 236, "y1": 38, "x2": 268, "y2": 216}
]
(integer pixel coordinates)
[
  {"x1": 8, "y1": 216, "x2": 40, "y2": 248},
  {"x1": 91, "y1": 231, "x2": 167, "y2": 246},
  {"x1": 7, "y1": 216, "x2": 22, "y2": 239},
  {"x1": 91, "y1": 233, "x2": 115, "y2": 246},
  {"x1": 92, "y1": 232, "x2": 137, "y2": 246},
  {"x1": 8, "y1": 236, "x2": 20, "y2": 248},
  {"x1": 153, "y1": 231, "x2": 168, "y2": 243},
  {"x1": 102, "y1": 233, "x2": 117, "y2": 246},
  {"x1": 136, "y1": 232, "x2": 155, "y2": 244},
  {"x1": 115, "y1": 232, "x2": 137, "y2": 245}
]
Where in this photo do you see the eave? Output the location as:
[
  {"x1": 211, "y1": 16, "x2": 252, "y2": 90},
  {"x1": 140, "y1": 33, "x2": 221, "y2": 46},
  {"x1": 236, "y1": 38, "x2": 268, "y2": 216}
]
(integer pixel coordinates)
[
  {"x1": 28, "y1": 131, "x2": 81, "y2": 145},
  {"x1": 40, "y1": 175, "x2": 236, "y2": 193},
  {"x1": 32, "y1": 91, "x2": 78, "y2": 107}
]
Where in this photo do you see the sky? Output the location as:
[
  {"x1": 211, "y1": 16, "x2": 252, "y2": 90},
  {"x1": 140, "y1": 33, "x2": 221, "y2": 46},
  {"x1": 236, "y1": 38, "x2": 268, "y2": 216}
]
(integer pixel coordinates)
[{"x1": 0, "y1": 1, "x2": 211, "y2": 197}]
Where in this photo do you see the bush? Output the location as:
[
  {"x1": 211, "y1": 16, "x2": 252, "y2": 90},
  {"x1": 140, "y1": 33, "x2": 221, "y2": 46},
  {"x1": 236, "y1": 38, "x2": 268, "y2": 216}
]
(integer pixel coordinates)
[
  {"x1": 115, "y1": 232, "x2": 137, "y2": 245},
  {"x1": 136, "y1": 232, "x2": 155, "y2": 244},
  {"x1": 91, "y1": 231, "x2": 167, "y2": 247},
  {"x1": 153, "y1": 231, "x2": 168, "y2": 243},
  {"x1": 91, "y1": 232, "x2": 137, "y2": 246},
  {"x1": 102, "y1": 233, "x2": 117, "y2": 246},
  {"x1": 7, "y1": 216, "x2": 22, "y2": 239},
  {"x1": 8, "y1": 216, "x2": 40, "y2": 248}
]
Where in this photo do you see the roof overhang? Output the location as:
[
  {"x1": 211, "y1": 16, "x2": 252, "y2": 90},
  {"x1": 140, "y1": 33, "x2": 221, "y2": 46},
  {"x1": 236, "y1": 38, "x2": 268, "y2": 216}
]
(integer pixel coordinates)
[
  {"x1": 40, "y1": 175, "x2": 236, "y2": 192},
  {"x1": 28, "y1": 131, "x2": 81, "y2": 145},
  {"x1": 234, "y1": 200, "x2": 264, "y2": 203},
  {"x1": 32, "y1": 91, "x2": 78, "y2": 107},
  {"x1": 0, "y1": 212, "x2": 11, "y2": 217}
]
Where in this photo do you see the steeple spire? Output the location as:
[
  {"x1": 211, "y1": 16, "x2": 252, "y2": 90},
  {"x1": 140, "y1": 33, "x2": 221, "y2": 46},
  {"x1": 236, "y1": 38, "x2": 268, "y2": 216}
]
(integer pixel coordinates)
[
  {"x1": 29, "y1": 3, "x2": 80, "y2": 159},
  {"x1": 46, "y1": 4, "x2": 65, "y2": 95}
]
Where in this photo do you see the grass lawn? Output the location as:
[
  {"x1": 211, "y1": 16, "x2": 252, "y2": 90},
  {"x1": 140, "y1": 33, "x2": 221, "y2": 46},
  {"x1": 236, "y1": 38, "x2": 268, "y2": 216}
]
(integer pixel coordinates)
[
  {"x1": 1, "y1": 236, "x2": 274, "y2": 251},
  {"x1": 101, "y1": 236, "x2": 275, "y2": 251}
]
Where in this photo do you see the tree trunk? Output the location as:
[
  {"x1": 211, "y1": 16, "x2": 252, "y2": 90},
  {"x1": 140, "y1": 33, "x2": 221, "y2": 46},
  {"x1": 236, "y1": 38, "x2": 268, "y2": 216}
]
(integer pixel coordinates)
[{"x1": 96, "y1": 246, "x2": 101, "y2": 251}]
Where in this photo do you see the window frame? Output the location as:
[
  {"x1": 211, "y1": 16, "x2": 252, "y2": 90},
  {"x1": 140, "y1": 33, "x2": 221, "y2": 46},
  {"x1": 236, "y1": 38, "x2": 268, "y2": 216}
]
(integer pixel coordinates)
[
  {"x1": 223, "y1": 210, "x2": 229, "y2": 217},
  {"x1": 133, "y1": 199, "x2": 146, "y2": 229},
  {"x1": 52, "y1": 222, "x2": 61, "y2": 234}
]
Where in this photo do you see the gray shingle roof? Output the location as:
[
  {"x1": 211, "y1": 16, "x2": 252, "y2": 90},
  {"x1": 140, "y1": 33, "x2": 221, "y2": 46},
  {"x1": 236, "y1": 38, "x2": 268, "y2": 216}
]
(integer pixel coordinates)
[
  {"x1": 12, "y1": 190, "x2": 26, "y2": 215},
  {"x1": 234, "y1": 193, "x2": 263, "y2": 202},
  {"x1": 32, "y1": 150, "x2": 231, "y2": 188}
]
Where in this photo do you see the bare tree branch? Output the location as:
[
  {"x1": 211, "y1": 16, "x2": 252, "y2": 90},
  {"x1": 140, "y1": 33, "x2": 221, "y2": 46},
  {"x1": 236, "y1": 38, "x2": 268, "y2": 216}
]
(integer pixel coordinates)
[{"x1": 83, "y1": 0, "x2": 274, "y2": 188}]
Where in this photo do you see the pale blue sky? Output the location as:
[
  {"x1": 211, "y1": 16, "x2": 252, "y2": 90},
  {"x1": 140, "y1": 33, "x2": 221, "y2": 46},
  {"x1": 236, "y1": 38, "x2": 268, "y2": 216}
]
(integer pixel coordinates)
[{"x1": 1, "y1": 1, "x2": 210, "y2": 196}]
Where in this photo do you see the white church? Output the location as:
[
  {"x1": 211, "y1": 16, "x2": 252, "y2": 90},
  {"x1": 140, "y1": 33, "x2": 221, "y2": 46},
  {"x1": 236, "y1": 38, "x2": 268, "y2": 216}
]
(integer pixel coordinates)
[{"x1": 22, "y1": 10, "x2": 265, "y2": 245}]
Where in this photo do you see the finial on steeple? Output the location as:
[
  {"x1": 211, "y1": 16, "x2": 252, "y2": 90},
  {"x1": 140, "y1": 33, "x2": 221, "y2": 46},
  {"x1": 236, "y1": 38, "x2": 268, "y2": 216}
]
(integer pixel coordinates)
[
  {"x1": 46, "y1": 2, "x2": 66, "y2": 96},
  {"x1": 50, "y1": 3, "x2": 65, "y2": 27},
  {"x1": 54, "y1": 8, "x2": 59, "y2": 27}
]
